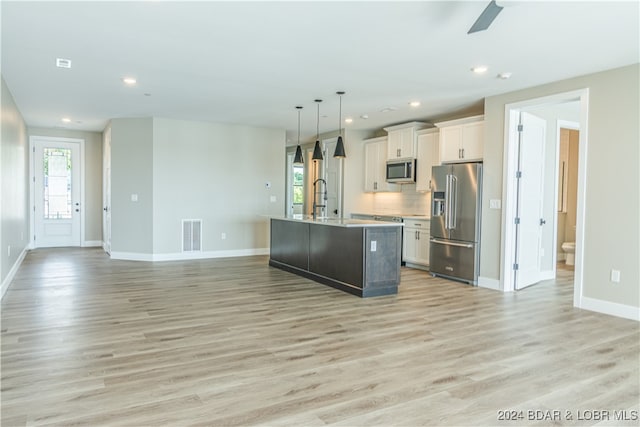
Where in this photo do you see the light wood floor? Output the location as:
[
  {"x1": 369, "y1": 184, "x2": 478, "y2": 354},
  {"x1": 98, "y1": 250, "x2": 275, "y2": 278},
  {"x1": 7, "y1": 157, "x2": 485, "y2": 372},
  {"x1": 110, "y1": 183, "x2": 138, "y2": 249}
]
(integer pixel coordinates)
[{"x1": 2, "y1": 249, "x2": 638, "y2": 426}]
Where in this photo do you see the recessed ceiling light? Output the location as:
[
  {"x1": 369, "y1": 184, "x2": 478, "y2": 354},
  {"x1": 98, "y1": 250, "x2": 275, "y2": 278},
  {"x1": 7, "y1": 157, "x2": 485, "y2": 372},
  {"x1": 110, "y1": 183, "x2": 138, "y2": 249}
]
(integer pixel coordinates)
[
  {"x1": 344, "y1": 117, "x2": 353, "y2": 124},
  {"x1": 471, "y1": 66, "x2": 488, "y2": 74},
  {"x1": 409, "y1": 101, "x2": 421, "y2": 107},
  {"x1": 380, "y1": 107, "x2": 398, "y2": 113},
  {"x1": 360, "y1": 114, "x2": 369, "y2": 120},
  {"x1": 61, "y1": 117, "x2": 72, "y2": 123},
  {"x1": 56, "y1": 58, "x2": 72, "y2": 68},
  {"x1": 497, "y1": 72, "x2": 512, "y2": 80},
  {"x1": 122, "y1": 77, "x2": 137, "y2": 86}
]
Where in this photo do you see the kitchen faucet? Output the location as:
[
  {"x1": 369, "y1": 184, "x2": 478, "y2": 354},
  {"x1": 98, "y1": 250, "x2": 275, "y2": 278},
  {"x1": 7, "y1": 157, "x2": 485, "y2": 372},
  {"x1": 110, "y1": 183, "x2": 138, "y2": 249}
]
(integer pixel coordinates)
[{"x1": 312, "y1": 178, "x2": 327, "y2": 219}]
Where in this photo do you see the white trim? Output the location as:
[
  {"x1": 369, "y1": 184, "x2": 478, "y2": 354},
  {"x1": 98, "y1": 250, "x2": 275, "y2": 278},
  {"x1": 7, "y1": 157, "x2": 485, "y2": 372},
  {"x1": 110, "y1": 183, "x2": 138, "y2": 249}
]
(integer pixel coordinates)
[
  {"x1": 110, "y1": 248, "x2": 269, "y2": 262},
  {"x1": 477, "y1": 276, "x2": 501, "y2": 291},
  {"x1": 82, "y1": 240, "x2": 103, "y2": 247},
  {"x1": 1, "y1": 247, "x2": 28, "y2": 300},
  {"x1": 580, "y1": 296, "x2": 640, "y2": 322},
  {"x1": 500, "y1": 88, "x2": 589, "y2": 304},
  {"x1": 29, "y1": 136, "x2": 85, "y2": 248}
]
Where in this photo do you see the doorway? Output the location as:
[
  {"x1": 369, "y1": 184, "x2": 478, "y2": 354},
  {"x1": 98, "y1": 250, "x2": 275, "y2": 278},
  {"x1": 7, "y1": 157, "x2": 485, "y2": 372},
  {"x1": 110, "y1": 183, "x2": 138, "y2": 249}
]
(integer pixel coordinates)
[
  {"x1": 30, "y1": 136, "x2": 85, "y2": 248},
  {"x1": 501, "y1": 89, "x2": 588, "y2": 308},
  {"x1": 103, "y1": 127, "x2": 112, "y2": 254}
]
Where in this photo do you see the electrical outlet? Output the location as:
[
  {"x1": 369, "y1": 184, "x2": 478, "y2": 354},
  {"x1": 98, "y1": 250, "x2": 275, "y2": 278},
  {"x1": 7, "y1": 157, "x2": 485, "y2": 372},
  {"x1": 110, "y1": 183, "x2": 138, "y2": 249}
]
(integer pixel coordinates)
[
  {"x1": 371, "y1": 240, "x2": 377, "y2": 252},
  {"x1": 270, "y1": 196, "x2": 276, "y2": 203},
  {"x1": 221, "y1": 232, "x2": 226, "y2": 240},
  {"x1": 131, "y1": 194, "x2": 138, "y2": 202},
  {"x1": 610, "y1": 269, "x2": 621, "y2": 283}
]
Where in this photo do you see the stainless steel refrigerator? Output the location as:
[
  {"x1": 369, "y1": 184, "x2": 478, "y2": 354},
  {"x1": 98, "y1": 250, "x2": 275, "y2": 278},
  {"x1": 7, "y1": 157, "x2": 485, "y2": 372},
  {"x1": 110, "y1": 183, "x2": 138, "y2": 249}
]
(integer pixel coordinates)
[{"x1": 429, "y1": 163, "x2": 482, "y2": 285}]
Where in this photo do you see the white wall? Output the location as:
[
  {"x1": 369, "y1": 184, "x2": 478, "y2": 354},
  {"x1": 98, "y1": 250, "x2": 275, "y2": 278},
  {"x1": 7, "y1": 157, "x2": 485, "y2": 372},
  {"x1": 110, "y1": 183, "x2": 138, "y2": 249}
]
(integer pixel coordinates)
[
  {"x1": 152, "y1": 118, "x2": 285, "y2": 256},
  {"x1": 109, "y1": 117, "x2": 285, "y2": 259},
  {"x1": 483, "y1": 64, "x2": 639, "y2": 311},
  {"x1": 109, "y1": 118, "x2": 155, "y2": 256},
  {"x1": 1, "y1": 76, "x2": 30, "y2": 298}
]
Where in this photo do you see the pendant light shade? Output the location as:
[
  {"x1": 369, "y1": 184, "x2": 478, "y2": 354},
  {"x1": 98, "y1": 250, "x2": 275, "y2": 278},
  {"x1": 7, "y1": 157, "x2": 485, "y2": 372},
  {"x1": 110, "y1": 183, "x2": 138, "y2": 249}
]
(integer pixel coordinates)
[
  {"x1": 293, "y1": 106, "x2": 304, "y2": 165},
  {"x1": 312, "y1": 141, "x2": 323, "y2": 161},
  {"x1": 293, "y1": 145, "x2": 304, "y2": 164},
  {"x1": 312, "y1": 99, "x2": 324, "y2": 161},
  {"x1": 334, "y1": 91, "x2": 346, "y2": 158}
]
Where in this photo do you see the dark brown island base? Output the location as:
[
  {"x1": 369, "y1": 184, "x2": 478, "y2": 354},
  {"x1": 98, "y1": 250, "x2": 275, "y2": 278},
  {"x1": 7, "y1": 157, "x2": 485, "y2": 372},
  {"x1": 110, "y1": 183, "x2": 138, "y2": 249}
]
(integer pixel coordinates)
[{"x1": 269, "y1": 217, "x2": 403, "y2": 297}]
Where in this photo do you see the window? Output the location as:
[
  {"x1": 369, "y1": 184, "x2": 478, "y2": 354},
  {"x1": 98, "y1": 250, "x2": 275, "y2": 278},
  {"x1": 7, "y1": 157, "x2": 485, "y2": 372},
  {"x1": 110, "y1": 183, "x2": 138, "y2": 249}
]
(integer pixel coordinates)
[{"x1": 293, "y1": 165, "x2": 304, "y2": 205}]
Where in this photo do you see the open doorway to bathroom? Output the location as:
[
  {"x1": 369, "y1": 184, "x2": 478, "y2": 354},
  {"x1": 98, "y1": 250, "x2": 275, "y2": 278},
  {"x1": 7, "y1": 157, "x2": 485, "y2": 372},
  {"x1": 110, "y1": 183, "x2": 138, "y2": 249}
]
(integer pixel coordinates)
[
  {"x1": 556, "y1": 122, "x2": 580, "y2": 273},
  {"x1": 502, "y1": 90, "x2": 588, "y2": 308}
]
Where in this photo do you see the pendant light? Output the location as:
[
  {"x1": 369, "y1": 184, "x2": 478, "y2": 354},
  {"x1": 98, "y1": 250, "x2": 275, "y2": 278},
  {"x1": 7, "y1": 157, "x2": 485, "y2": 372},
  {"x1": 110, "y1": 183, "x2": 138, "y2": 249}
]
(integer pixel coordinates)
[
  {"x1": 293, "y1": 106, "x2": 304, "y2": 164},
  {"x1": 334, "y1": 91, "x2": 346, "y2": 158},
  {"x1": 312, "y1": 99, "x2": 324, "y2": 161}
]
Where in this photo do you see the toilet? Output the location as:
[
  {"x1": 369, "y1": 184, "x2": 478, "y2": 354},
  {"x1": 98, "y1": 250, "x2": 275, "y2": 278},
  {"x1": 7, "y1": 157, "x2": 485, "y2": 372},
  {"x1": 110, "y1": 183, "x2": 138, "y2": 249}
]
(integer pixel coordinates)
[{"x1": 561, "y1": 242, "x2": 576, "y2": 265}]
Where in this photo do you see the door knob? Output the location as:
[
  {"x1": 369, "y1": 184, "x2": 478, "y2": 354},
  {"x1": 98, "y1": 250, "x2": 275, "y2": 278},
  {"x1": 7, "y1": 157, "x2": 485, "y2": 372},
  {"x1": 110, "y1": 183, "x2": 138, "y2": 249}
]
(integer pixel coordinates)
[{"x1": 540, "y1": 218, "x2": 546, "y2": 226}]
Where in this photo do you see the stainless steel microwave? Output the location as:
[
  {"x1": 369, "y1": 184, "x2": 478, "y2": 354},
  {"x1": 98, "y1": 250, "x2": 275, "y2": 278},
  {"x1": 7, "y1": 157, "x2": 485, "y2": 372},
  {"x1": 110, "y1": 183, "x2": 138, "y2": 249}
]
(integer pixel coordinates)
[{"x1": 386, "y1": 159, "x2": 416, "y2": 183}]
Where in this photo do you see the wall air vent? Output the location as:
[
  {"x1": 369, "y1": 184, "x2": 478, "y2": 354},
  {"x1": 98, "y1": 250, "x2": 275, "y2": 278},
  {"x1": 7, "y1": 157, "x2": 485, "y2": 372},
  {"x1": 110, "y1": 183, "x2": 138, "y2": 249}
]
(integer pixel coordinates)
[
  {"x1": 182, "y1": 219, "x2": 202, "y2": 252},
  {"x1": 56, "y1": 58, "x2": 72, "y2": 68}
]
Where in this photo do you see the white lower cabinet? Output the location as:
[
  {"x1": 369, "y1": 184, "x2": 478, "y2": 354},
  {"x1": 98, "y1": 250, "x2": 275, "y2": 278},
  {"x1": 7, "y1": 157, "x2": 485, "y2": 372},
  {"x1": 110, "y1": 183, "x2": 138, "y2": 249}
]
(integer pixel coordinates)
[{"x1": 402, "y1": 219, "x2": 430, "y2": 268}]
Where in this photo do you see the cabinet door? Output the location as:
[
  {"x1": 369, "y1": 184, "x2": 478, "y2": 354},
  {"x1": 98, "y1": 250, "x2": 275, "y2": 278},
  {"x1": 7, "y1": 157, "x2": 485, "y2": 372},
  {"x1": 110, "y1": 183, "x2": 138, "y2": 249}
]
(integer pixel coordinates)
[
  {"x1": 403, "y1": 228, "x2": 417, "y2": 263},
  {"x1": 364, "y1": 142, "x2": 378, "y2": 192},
  {"x1": 387, "y1": 130, "x2": 401, "y2": 159},
  {"x1": 439, "y1": 126, "x2": 462, "y2": 163},
  {"x1": 398, "y1": 128, "x2": 415, "y2": 158},
  {"x1": 416, "y1": 132, "x2": 439, "y2": 192},
  {"x1": 415, "y1": 229, "x2": 430, "y2": 266},
  {"x1": 461, "y1": 121, "x2": 484, "y2": 160}
]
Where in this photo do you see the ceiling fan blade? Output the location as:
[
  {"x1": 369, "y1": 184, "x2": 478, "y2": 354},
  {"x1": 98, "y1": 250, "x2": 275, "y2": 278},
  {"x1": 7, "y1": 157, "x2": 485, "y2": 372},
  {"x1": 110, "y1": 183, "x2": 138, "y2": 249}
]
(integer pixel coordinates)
[{"x1": 468, "y1": 0, "x2": 504, "y2": 34}]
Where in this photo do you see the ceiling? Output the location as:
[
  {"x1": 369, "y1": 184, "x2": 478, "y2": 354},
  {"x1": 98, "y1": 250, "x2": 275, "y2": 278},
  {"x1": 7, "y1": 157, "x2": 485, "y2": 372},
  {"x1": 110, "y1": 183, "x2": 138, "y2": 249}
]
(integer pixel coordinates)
[{"x1": 2, "y1": 1, "x2": 638, "y2": 145}]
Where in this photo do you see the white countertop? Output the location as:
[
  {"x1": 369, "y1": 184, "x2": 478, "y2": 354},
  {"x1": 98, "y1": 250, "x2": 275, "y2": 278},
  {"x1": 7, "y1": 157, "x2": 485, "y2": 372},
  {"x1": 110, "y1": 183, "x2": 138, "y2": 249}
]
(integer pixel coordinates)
[
  {"x1": 351, "y1": 212, "x2": 430, "y2": 221},
  {"x1": 271, "y1": 215, "x2": 403, "y2": 228}
]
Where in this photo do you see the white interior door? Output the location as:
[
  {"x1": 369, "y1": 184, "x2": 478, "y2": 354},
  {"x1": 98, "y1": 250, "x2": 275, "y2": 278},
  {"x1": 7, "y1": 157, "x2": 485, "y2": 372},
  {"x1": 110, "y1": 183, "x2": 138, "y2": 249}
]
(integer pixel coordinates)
[
  {"x1": 33, "y1": 139, "x2": 81, "y2": 247},
  {"x1": 515, "y1": 112, "x2": 547, "y2": 289},
  {"x1": 103, "y1": 128, "x2": 112, "y2": 254}
]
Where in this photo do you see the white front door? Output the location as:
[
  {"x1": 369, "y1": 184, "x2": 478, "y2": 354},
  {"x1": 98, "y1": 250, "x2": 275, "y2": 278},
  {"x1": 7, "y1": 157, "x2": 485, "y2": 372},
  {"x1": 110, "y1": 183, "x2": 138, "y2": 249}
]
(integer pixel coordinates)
[
  {"x1": 515, "y1": 112, "x2": 546, "y2": 290},
  {"x1": 103, "y1": 128, "x2": 112, "y2": 254},
  {"x1": 32, "y1": 138, "x2": 82, "y2": 247}
]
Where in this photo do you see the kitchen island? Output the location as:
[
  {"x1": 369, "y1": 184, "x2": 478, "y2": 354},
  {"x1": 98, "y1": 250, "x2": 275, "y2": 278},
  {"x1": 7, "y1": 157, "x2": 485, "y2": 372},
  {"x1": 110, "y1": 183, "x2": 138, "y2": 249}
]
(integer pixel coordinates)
[{"x1": 269, "y1": 216, "x2": 402, "y2": 297}]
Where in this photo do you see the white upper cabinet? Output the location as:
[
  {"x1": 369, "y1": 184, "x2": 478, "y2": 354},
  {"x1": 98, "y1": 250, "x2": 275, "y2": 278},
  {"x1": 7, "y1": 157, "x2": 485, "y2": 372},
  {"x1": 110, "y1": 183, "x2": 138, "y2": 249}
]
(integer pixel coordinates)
[
  {"x1": 436, "y1": 115, "x2": 484, "y2": 163},
  {"x1": 364, "y1": 137, "x2": 397, "y2": 193},
  {"x1": 384, "y1": 122, "x2": 428, "y2": 160},
  {"x1": 415, "y1": 129, "x2": 439, "y2": 192}
]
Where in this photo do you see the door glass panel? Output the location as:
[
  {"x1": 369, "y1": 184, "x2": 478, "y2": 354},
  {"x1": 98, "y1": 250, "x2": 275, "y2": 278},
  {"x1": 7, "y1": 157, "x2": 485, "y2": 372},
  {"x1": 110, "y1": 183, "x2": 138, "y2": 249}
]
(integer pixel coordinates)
[{"x1": 43, "y1": 148, "x2": 72, "y2": 219}]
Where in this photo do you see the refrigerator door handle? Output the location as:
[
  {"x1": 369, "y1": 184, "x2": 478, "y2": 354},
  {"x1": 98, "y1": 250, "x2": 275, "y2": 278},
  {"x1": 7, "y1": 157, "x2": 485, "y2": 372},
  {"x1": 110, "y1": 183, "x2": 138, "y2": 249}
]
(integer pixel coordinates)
[
  {"x1": 444, "y1": 174, "x2": 451, "y2": 230},
  {"x1": 450, "y1": 175, "x2": 458, "y2": 229},
  {"x1": 430, "y1": 238, "x2": 473, "y2": 249}
]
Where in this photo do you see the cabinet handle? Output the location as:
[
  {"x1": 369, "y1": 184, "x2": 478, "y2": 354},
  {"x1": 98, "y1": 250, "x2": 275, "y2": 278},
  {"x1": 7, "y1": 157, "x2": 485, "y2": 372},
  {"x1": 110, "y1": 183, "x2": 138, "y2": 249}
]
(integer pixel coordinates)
[
  {"x1": 417, "y1": 231, "x2": 420, "y2": 240},
  {"x1": 462, "y1": 148, "x2": 465, "y2": 158}
]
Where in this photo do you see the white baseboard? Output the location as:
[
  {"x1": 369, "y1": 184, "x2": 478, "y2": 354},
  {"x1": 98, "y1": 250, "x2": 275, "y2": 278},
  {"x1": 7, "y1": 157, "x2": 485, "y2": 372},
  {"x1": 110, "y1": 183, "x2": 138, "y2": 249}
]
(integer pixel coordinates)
[
  {"x1": 1, "y1": 247, "x2": 28, "y2": 300},
  {"x1": 579, "y1": 296, "x2": 640, "y2": 321},
  {"x1": 478, "y1": 276, "x2": 501, "y2": 291},
  {"x1": 110, "y1": 248, "x2": 269, "y2": 262},
  {"x1": 82, "y1": 240, "x2": 103, "y2": 247}
]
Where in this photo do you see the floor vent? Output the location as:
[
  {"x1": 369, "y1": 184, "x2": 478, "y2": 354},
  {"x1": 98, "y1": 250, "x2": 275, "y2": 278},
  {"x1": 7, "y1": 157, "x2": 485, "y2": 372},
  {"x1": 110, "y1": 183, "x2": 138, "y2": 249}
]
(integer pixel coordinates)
[{"x1": 182, "y1": 219, "x2": 202, "y2": 252}]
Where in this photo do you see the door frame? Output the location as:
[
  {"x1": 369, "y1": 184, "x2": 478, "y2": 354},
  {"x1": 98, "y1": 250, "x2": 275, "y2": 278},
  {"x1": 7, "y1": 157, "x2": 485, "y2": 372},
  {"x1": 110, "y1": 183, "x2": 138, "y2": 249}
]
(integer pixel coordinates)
[
  {"x1": 29, "y1": 136, "x2": 86, "y2": 248},
  {"x1": 500, "y1": 89, "x2": 589, "y2": 309}
]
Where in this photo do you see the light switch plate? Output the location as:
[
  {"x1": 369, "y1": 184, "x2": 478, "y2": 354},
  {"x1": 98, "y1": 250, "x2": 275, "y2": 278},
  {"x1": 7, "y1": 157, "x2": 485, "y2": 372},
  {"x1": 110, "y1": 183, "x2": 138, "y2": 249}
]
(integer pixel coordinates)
[
  {"x1": 131, "y1": 194, "x2": 138, "y2": 202},
  {"x1": 270, "y1": 195, "x2": 276, "y2": 203},
  {"x1": 489, "y1": 199, "x2": 501, "y2": 209},
  {"x1": 371, "y1": 240, "x2": 377, "y2": 252}
]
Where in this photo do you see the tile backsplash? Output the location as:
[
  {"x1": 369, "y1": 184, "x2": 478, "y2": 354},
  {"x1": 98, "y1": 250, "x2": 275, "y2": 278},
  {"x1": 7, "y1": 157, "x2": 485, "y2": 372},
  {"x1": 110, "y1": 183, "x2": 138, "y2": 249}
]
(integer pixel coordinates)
[{"x1": 358, "y1": 185, "x2": 431, "y2": 216}]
